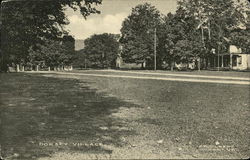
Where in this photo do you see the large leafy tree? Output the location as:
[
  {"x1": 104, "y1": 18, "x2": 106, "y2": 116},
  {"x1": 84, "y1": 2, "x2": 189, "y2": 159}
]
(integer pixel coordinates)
[
  {"x1": 62, "y1": 35, "x2": 75, "y2": 65},
  {"x1": 84, "y1": 33, "x2": 120, "y2": 68},
  {"x1": 157, "y1": 0, "x2": 249, "y2": 70},
  {"x1": 73, "y1": 49, "x2": 89, "y2": 69},
  {"x1": 120, "y1": 3, "x2": 161, "y2": 68},
  {"x1": 159, "y1": 8, "x2": 204, "y2": 70},
  {"x1": 229, "y1": 0, "x2": 250, "y2": 53},
  {"x1": 0, "y1": 0, "x2": 102, "y2": 71},
  {"x1": 28, "y1": 36, "x2": 75, "y2": 69},
  {"x1": 178, "y1": 0, "x2": 249, "y2": 57}
]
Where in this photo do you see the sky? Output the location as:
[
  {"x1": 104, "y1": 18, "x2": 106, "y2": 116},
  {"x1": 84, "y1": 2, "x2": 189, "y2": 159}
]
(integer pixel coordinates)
[{"x1": 64, "y1": 0, "x2": 178, "y2": 40}]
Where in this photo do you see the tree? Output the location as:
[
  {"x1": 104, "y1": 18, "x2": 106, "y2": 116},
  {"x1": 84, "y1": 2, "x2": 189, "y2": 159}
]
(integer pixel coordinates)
[
  {"x1": 120, "y1": 3, "x2": 161, "y2": 68},
  {"x1": 28, "y1": 37, "x2": 75, "y2": 69},
  {"x1": 159, "y1": 8, "x2": 204, "y2": 70},
  {"x1": 73, "y1": 49, "x2": 89, "y2": 69},
  {"x1": 229, "y1": 0, "x2": 250, "y2": 53},
  {"x1": 157, "y1": 0, "x2": 249, "y2": 70},
  {"x1": 0, "y1": 0, "x2": 102, "y2": 72},
  {"x1": 177, "y1": 0, "x2": 249, "y2": 65},
  {"x1": 62, "y1": 35, "x2": 76, "y2": 65},
  {"x1": 84, "y1": 33, "x2": 120, "y2": 68}
]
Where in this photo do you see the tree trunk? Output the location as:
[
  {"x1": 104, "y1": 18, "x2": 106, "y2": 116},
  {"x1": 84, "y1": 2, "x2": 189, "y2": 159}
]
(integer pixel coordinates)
[{"x1": 171, "y1": 61, "x2": 174, "y2": 71}]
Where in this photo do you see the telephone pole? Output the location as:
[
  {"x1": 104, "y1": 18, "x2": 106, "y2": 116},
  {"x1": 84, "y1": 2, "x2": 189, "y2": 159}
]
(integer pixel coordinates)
[{"x1": 154, "y1": 27, "x2": 157, "y2": 71}]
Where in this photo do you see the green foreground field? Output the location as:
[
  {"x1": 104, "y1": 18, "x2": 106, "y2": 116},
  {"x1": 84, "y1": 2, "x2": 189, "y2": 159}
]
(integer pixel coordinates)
[{"x1": 0, "y1": 72, "x2": 249, "y2": 159}]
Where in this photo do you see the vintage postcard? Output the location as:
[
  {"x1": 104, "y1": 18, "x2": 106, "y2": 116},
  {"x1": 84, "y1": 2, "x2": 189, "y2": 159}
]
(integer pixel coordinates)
[{"x1": 0, "y1": 0, "x2": 249, "y2": 159}]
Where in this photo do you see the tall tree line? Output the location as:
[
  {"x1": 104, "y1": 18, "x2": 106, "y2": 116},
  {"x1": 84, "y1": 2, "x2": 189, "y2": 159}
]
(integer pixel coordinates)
[
  {"x1": 120, "y1": 0, "x2": 250, "y2": 70},
  {"x1": 0, "y1": 0, "x2": 102, "y2": 72}
]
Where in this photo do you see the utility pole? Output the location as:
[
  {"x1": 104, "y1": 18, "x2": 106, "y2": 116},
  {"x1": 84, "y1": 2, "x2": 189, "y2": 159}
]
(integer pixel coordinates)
[
  {"x1": 0, "y1": 3, "x2": 4, "y2": 72},
  {"x1": 217, "y1": 43, "x2": 221, "y2": 71},
  {"x1": 217, "y1": 24, "x2": 223, "y2": 72},
  {"x1": 199, "y1": 27, "x2": 205, "y2": 71},
  {"x1": 154, "y1": 27, "x2": 157, "y2": 71}
]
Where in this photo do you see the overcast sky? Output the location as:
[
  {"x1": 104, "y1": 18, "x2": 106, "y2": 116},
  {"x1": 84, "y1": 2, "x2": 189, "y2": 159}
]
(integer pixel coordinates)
[{"x1": 64, "y1": 0, "x2": 178, "y2": 40}]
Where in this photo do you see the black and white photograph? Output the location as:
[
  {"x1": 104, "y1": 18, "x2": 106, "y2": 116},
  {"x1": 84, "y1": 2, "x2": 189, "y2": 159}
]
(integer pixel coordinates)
[{"x1": 0, "y1": 0, "x2": 250, "y2": 159}]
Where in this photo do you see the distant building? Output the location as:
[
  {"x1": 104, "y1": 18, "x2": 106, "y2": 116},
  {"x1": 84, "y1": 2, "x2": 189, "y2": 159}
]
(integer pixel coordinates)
[
  {"x1": 230, "y1": 46, "x2": 250, "y2": 70},
  {"x1": 210, "y1": 45, "x2": 250, "y2": 70},
  {"x1": 231, "y1": 54, "x2": 250, "y2": 70}
]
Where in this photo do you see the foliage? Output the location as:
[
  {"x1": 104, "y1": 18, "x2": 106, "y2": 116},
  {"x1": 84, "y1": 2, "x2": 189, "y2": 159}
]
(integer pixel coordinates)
[
  {"x1": 84, "y1": 33, "x2": 120, "y2": 68},
  {"x1": 73, "y1": 49, "x2": 90, "y2": 69},
  {"x1": 157, "y1": 0, "x2": 249, "y2": 69},
  {"x1": 178, "y1": 0, "x2": 249, "y2": 55},
  {"x1": 120, "y1": 3, "x2": 161, "y2": 67},
  {"x1": 229, "y1": 1, "x2": 250, "y2": 53},
  {"x1": 0, "y1": 0, "x2": 102, "y2": 71},
  {"x1": 158, "y1": 9, "x2": 203, "y2": 67},
  {"x1": 28, "y1": 36, "x2": 75, "y2": 68}
]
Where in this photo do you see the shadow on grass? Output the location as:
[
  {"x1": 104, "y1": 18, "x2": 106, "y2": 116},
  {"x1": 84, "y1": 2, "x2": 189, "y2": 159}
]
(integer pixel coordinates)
[{"x1": 0, "y1": 73, "x2": 138, "y2": 160}]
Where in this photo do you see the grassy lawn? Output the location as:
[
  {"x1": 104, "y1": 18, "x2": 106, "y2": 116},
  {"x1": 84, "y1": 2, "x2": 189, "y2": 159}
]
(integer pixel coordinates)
[
  {"x1": 76, "y1": 73, "x2": 249, "y2": 158},
  {"x1": 0, "y1": 73, "x2": 137, "y2": 159},
  {"x1": 0, "y1": 72, "x2": 249, "y2": 159}
]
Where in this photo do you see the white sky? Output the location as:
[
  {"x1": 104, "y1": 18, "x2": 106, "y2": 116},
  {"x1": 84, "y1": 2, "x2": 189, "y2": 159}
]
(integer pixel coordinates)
[{"x1": 64, "y1": 0, "x2": 178, "y2": 40}]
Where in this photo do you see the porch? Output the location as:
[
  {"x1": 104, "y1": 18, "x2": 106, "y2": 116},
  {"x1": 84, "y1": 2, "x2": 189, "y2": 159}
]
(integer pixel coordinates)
[{"x1": 208, "y1": 54, "x2": 250, "y2": 70}]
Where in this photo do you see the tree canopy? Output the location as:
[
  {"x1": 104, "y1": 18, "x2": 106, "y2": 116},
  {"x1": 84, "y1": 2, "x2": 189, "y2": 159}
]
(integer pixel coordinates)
[
  {"x1": 158, "y1": 9, "x2": 203, "y2": 67},
  {"x1": 120, "y1": 3, "x2": 161, "y2": 67},
  {"x1": 178, "y1": 0, "x2": 249, "y2": 54},
  {"x1": 84, "y1": 33, "x2": 120, "y2": 68},
  {"x1": 120, "y1": 1, "x2": 249, "y2": 70},
  {"x1": 28, "y1": 35, "x2": 75, "y2": 68},
  {"x1": 0, "y1": 0, "x2": 102, "y2": 71},
  {"x1": 1, "y1": 0, "x2": 249, "y2": 71}
]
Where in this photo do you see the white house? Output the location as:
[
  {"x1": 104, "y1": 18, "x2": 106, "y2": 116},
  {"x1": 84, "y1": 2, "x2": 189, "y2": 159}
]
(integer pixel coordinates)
[
  {"x1": 229, "y1": 45, "x2": 250, "y2": 70},
  {"x1": 209, "y1": 45, "x2": 250, "y2": 71}
]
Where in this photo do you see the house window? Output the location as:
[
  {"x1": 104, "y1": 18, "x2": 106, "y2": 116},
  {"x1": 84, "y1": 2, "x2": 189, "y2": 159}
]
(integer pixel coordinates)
[{"x1": 232, "y1": 56, "x2": 237, "y2": 66}]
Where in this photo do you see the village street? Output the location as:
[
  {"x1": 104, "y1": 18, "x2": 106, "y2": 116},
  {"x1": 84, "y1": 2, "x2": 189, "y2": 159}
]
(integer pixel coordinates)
[
  {"x1": 46, "y1": 69, "x2": 250, "y2": 85},
  {"x1": 1, "y1": 0, "x2": 250, "y2": 159}
]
